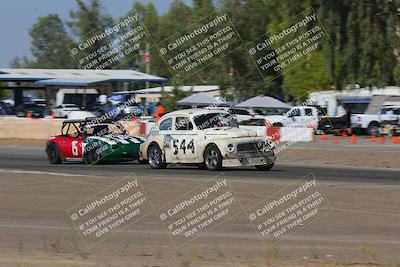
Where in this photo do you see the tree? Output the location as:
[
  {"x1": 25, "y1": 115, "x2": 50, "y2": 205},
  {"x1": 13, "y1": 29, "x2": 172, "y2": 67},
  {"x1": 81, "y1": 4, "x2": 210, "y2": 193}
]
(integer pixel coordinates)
[
  {"x1": 9, "y1": 56, "x2": 34, "y2": 68},
  {"x1": 317, "y1": 0, "x2": 400, "y2": 90},
  {"x1": 0, "y1": 82, "x2": 9, "y2": 99},
  {"x1": 29, "y1": 14, "x2": 75, "y2": 68},
  {"x1": 282, "y1": 53, "x2": 333, "y2": 101},
  {"x1": 68, "y1": 0, "x2": 113, "y2": 68}
]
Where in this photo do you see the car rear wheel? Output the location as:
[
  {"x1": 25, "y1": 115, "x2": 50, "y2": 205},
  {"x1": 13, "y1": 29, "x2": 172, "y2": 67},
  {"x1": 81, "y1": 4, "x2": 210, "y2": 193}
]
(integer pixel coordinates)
[
  {"x1": 367, "y1": 122, "x2": 379, "y2": 136},
  {"x1": 148, "y1": 145, "x2": 166, "y2": 169},
  {"x1": 203, "y1": 146, "x2": 222, "y2": 171},
  {"x1": 46, "y1": 143, "x2": 62, "y2": 164},
  {"x1": 255, "y1": 162, "x2": 274, "y2": 171}
]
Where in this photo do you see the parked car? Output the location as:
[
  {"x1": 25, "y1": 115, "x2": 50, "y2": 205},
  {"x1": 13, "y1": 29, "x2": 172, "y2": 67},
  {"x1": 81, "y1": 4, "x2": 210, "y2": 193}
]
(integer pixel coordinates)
[
  {"x1": 139, "y1": 109, "x2": 276, "y2": 171},
  {"x1": 0, "y1": 101, "x2": 13, "y2": 115},
  {"x1": 351, "y1": 105, "x2": 400, "y2": 135},
  {"x1": 52, "y1": 104, "x2": 80, "y2": 118},
  {"x1": 45, "y1": 118, "x2": 145, "y2": 164},
  {"x1": 264, "y1": 106, "x2": 322, "y2": 129},
  {"x1": 15, "y1": 103, "x2": 45, "y2": 118}
]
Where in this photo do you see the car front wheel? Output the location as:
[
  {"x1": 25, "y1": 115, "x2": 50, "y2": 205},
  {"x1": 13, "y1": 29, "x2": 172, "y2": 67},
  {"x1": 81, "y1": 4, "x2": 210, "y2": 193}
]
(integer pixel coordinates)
[
  {"x1": 148, "y1": 145, "x2": 166, "y2": 169},
  {"x1": 83, "y1": 144, "x2": 105, "y2": 165},
  {"x1": 203, "y1": 146, "x2": 222, "y2": 171}
]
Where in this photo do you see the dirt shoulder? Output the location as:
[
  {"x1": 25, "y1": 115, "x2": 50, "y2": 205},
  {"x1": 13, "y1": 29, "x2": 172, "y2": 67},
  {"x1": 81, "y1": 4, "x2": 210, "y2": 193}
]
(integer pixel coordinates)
[{"x1": 278, "y1": 147, "x2": 400, "y2": 170}]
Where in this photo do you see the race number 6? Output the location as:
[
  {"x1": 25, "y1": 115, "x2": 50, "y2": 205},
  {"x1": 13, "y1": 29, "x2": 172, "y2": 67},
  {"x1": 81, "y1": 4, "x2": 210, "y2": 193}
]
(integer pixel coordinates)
[{"x1": 71, "y1": 141, "x2": 79, "y2": 156}]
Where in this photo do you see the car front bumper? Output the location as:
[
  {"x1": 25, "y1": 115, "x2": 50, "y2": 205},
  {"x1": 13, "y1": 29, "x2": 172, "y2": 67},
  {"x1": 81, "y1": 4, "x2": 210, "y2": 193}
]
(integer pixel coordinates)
[{"x1": 223, "y1": 150, "x2": 276, "y2": 167}]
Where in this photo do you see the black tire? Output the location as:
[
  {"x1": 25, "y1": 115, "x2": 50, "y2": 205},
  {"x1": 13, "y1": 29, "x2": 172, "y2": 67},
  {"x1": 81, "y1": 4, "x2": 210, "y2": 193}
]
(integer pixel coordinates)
[
  {"x1": 367, "y1": 122, "x2": 379, "y2": 136},
  {"x1": 147, "y1": 145, "x2": 167, "y2": 169},
  {"x1": 46, "y1": 143, "x2": 62, "y2": 164},
  {"x1": 367, "y1": 121, "x2": 379, "y2": 135},
  {"x1": 83, "y1": 144, "x2": 104, "y2": 165},
  {"x1": 255, "y1": 162, "x2": 274, "y2": 171},
  {"x1": 203, "y1": 145, "x2": 223, "y2": 171}
]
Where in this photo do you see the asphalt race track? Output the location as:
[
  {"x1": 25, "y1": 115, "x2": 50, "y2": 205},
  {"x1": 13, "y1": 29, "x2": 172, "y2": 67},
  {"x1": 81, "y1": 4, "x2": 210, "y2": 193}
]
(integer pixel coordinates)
[
  {"x1": 0, "y1": 144, "x2": 399, "y2": 184},
  {"x1": 0, "y1": 143, "x2": 399, "y2": 266}
]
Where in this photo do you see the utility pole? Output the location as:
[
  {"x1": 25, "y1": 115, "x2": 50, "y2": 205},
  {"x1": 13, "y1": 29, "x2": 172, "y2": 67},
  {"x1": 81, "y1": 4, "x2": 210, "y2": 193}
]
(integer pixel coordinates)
[{"x1": 144, "y1": 43, "x2": 150, "y2": 89}]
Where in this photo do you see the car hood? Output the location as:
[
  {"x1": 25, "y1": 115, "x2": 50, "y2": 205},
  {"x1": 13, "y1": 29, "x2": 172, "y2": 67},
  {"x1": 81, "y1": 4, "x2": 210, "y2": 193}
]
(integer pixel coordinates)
[
  {"x1": 202, "y1": 127, "x2": 256, "y2": 138},
  {"x1": 85, "y1": 134, "x2": 146, "y2": 146}
]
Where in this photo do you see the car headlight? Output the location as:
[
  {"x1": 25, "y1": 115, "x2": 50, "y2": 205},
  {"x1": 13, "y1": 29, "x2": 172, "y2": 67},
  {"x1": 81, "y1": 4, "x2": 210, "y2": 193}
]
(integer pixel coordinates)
[{"x1": 227, "y1": 144, "x2": 235, "y2": 153}]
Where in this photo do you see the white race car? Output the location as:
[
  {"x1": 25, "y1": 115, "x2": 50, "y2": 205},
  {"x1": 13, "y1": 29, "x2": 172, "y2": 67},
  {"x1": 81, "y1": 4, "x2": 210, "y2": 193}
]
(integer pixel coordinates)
[{"x1": 139, "y1": 109, "x2": 276, "y2": 171}]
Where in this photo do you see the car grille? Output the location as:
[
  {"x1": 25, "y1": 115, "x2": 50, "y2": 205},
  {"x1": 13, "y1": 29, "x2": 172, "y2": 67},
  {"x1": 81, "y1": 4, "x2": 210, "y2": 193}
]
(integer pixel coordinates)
[{"x1": 237, "y1": 142, "x2": 260, "y2": 152}]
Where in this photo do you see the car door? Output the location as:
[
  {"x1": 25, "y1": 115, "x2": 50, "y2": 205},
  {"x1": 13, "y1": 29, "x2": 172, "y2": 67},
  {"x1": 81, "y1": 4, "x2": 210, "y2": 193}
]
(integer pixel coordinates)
[
  {"x1": 285, "y1": 108, "x2": 301, "y2": 126},
  {"x1": 156, "y1": 117, "x2": 174, "y2": 162},
  {"x1": 170, "y1": 116, "x2": 198, "y2": 163},
  {"x1": 57, "y1": 124, "x2": 83, "y2": 160},
  {"x1": 303, "y1": 108, "x2": 317, "y2": 127},
  {"x1": 56, "y1": 136, "x2": 82, "y2": 160}
]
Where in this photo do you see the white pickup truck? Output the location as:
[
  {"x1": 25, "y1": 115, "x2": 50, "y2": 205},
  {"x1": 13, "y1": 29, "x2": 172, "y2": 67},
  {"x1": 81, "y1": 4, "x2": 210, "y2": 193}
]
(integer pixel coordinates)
[
  {"x1": 264, "y1": 106, "x2": 322, "y2": 129},
  {"x1": 351, "y1": 105, "x2": 400, "y2": 135}
]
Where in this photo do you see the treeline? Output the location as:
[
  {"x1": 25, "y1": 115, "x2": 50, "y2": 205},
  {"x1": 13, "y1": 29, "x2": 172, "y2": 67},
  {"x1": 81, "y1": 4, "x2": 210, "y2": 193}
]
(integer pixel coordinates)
[{"x1": 11, "y1": 0, "x2": 400, "y2": 101}]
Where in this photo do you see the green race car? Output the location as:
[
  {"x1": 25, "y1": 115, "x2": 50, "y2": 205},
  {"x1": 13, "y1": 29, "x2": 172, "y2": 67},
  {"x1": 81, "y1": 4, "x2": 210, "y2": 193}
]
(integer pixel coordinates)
[{"x1": 46, "y1": 118, "x2": 146, "y2": 164}]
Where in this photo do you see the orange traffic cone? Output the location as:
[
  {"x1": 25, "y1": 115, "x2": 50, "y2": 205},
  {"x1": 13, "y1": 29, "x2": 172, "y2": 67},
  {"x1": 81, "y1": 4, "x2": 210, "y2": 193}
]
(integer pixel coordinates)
[
  {"x1": 333, "y1": 137, "x2": 338, "y2": 144},
  {"x1": 26, "y1": 112, "x2": 32, "y2": 119},
  {"x1": 342, "y1": 130, "x2": 347, "y2": 137},
  {"x1": 370, "y1": 135, "x2": 376, "y2": 142},
  {"x1": 378, "y1": 136, "x2": 385, "y2": 144},
  {"x1": 392, "y1": 136, "x2": 399, "y2": 144},
  {"x1": 350, "y1": 135, "x2": 357, "y2": 144},
  {"x1": 321, "y1": 133, "x2": 327, "y2": 141}
]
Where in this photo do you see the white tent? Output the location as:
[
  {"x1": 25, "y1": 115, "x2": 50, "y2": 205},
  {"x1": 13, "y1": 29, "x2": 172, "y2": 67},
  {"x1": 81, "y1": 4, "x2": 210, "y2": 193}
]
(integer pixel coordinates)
[
  {"x1": 178, "y1": 93, "x2": 220, "y2": 107},
  {"x1": 236, "y1": 95, "x2": 289, "y2": 108},
  {"x1": 0, "y1": 68, "x2": 168, "y2": 86}
]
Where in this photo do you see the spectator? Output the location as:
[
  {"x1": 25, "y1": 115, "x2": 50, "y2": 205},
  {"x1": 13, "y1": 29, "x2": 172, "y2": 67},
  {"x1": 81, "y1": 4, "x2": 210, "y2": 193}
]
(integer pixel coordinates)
[{"x1": 154, "y1": 102, "x2": 166, "y2": 121}]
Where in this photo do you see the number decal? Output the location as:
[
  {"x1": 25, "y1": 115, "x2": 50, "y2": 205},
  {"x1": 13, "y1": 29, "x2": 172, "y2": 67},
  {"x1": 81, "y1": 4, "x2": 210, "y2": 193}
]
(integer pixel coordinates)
[
  {"x1": 179, "y1": 139, "x2": 186, "y2": 154},
  {"x1": 172, "y1": 139, "x2": 195, "y2": 154},
  {"x1": 173, "y1": 139, "x2": 179, "y2": 155},
  {"x1": 71, "y1": 141, "x2": 79, "y2": 156},
  {"x1": 187, "y1": 139, "x2": 195, "y2": 153}
]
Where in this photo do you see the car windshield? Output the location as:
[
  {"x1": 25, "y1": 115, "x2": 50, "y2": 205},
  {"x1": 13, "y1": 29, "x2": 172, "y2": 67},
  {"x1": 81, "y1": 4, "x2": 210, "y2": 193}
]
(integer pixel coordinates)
[{"x1": 194, "y1": 113, "x2": 238, "y2": 130}]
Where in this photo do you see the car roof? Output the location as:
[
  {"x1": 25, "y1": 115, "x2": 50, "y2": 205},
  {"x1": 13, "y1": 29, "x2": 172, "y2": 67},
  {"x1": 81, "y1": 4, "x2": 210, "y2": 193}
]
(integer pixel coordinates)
[{"x1": 163, "y1": 108, "x2": 228, "y2": 118}]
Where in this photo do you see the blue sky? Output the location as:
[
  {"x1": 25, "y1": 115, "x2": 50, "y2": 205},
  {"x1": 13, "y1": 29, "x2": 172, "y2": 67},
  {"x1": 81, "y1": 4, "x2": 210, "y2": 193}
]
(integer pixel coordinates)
[{"x1": 0, "y1": 0, "x2": 192, "y2": 68}]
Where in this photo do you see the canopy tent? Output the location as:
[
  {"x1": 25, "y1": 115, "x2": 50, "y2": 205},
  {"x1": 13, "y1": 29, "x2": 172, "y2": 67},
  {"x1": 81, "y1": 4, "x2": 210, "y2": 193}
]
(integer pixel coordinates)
[
  {"x1": 0, "y1": 68, "x2": 168, "y2": 86},
  {"x1": 177, "y1": 93, "x2": 222, "y2": 107},
  {"x1": 134, "y1": 85, "x2": 220, "y2": 94},
  {"x1": 236, "y1": 95, "x2": 289, "y2": 108},
  {"x1": 0, "y1": 68, "x2": 168, "y2": 107}
]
